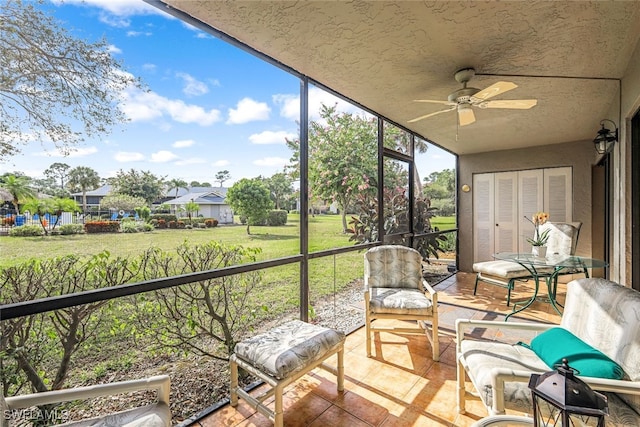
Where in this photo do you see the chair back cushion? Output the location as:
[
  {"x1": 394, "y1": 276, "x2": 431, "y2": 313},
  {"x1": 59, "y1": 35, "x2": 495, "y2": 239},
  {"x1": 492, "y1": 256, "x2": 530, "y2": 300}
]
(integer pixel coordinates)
[
  {"x1": 364, "y1": 245, "x2": 423, "y2": 290},
  {"x1": 561, "y1": 278, "x2": 640, "y2": 381},
  {"x1": 541, "y1": 222, "x2": 581, "y2": 256}
]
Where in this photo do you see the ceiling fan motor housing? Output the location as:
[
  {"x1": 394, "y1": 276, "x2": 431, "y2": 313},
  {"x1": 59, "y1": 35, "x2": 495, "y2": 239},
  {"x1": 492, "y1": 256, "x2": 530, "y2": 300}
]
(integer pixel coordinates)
[{"x1": 448, "y1": 87, "x2": 480, "y2": 104}]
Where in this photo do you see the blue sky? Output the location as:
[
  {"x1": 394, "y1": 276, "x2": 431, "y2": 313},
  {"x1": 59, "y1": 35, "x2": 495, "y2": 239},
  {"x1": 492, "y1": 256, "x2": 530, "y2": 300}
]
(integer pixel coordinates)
[{"x1": 2, "y1": 0, "x2": 454, "y2": 186}]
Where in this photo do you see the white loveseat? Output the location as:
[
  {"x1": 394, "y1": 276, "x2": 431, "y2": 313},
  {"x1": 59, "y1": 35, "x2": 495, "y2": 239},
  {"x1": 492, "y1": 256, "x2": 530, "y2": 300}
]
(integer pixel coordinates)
[
  {"x1": 1, "y1": 375, "x2": 171, "y2": 427},
  {"x1": 456, "y1": 278, "x2": 640, "y2": 426}
]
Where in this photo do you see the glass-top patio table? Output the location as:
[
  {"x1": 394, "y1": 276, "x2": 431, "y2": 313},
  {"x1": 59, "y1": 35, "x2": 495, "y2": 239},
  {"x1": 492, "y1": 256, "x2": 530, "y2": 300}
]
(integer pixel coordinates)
[{"x1": 492, "y1": 252, "x2": 608, "y2": 320}]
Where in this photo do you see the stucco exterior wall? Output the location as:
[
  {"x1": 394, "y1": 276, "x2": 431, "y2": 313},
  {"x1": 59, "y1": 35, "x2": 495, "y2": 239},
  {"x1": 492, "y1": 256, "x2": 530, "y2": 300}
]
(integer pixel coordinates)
[
  {"x1": 458, "y1": 140, "x2": 594, "y2": 272},
  {"x1": 620, "y1": 33, "x2": 640, "y2": 285}
]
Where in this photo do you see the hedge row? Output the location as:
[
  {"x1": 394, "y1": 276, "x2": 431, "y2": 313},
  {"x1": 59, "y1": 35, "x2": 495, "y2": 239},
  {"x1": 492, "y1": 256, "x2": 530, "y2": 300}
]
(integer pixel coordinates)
[{"x1": 84, "y1": 221, "x2": 120, "y2": 233}]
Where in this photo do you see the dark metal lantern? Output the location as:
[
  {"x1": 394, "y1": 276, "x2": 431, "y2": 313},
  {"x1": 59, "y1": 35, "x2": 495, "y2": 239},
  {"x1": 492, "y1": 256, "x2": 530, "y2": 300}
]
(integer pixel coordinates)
[
  {"x1": 528, "y1": 359, "x2": 608, "y2": 426},
  {"x1": 593, "y1": 119, "x2": 618, "y2": 155}
]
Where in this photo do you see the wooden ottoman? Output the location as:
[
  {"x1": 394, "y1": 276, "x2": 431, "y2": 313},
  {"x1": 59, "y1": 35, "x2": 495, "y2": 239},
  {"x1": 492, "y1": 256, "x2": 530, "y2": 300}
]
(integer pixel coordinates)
[{"x1": 230, "y1": 320, "x2": 346, "y2": 427}]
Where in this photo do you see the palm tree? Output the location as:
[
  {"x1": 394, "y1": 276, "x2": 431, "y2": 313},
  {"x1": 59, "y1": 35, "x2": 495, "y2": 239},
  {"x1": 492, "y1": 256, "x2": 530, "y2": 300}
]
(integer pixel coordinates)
[
  {"x1": 0, "y1": 174, "x2": 35, "y2": 214},
  {"x1": 67, "y1": 166, "x2": 100, "y2": 213},
  {"x1": 166, "y1": 178, "x2": 188, "y2": 199}
]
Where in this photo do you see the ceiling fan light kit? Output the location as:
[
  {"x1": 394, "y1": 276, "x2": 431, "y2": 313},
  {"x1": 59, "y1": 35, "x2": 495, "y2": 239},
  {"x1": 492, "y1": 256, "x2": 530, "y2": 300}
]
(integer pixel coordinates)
[{"x1": 409, "y1": 67, "x2": 538, "y2": 126}]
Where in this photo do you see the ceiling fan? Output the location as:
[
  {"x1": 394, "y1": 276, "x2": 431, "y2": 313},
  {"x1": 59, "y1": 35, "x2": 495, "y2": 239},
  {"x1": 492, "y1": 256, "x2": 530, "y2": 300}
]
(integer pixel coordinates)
[{"x1": 408, "y1": 68, "x2": 538, "y2": 126}]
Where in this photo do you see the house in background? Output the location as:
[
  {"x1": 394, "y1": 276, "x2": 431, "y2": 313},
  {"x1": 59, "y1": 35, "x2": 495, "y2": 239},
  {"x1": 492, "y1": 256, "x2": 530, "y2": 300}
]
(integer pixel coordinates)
[
  {"x1": 70, "y1": 184, "x2": 112, "y2": 210},
  {"x1": 71, "y1": 185, "x2": 233, "y2": 224},
  {"x1": 163, "y1": 187, "x2": 233, "y2": 224}
]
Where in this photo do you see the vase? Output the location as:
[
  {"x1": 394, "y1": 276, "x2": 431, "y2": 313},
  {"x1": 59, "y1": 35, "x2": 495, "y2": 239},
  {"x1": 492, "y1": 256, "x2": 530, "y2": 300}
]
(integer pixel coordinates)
[{"x1": 532, "y1": 246, "x2": 547, "y2": 258}]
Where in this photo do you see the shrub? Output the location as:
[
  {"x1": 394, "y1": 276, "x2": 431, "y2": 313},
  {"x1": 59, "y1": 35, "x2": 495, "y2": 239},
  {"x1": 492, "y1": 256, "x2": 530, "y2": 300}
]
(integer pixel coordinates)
[
  {"x1": 204, "y1": 218, "x2": 218, "y2": 228},
  {"x1": 1, "y1": 216, "x2": 15, "y2": 226},
  {"x1": 9, "y1": 225, "x2": 44, "y2": 237},
  {"x1": 84, "y1": 221, "x2": 120, "y2": 234},
  {"x1": 121, "y1": 221, "x2": 140, "y2": 233},
  {"x1": 266, "y1": 210, "x2": 288, "y2": 226},
  {"x1": 156, "y1": 219, "x2": 167, "y2": 229},
  {"x1": 150, "y1": 214, "x2": 177, "y2": 223},
  {"x1": 197, "y1": 223, "x2": 206, "y2": 229},
  {"x1": 168, "y1": 220, "x2": 177, "y2": 229},
  {"x1": 177, "y1": 221, "x2": 186, "y2": 229},
  {"x1": 141, "y1": 223, "x2": 154, "y2": 232},
  {"x1": 59, "y1": 224, "x2": 84, "y2": 235}
]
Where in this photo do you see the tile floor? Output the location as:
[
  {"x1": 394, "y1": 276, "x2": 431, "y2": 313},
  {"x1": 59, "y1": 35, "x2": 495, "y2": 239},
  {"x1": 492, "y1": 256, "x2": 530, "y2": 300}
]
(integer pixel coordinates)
[{"x1": 191, "y1": 271, "x2": 566, "y2": 427}]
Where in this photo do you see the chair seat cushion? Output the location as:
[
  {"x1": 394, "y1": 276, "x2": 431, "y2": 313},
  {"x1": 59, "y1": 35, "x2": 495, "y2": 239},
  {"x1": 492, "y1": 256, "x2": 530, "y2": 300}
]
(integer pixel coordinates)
[
  {"x1": 473, "y1": 260, "x2": 553, "y2": 278},
  {"x1": 461, "y1": 338, "x2": 549, "y2": 412},
  {"x1": 527, "y1": 327, "x2": 626, "y2": 379},
  {"x1": 59, "y1": 402, "x2": 171, "y2": 427},
  {"x1": 369, "y1": 287, "x2": 433, "y2": 315},
  {"x1": 234, "y1": 320, "x2": 345, "y2": 380}
]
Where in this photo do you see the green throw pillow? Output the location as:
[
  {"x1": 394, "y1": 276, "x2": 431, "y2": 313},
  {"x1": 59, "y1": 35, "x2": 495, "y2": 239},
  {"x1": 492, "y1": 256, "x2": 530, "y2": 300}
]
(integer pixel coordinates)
[{"x1": 527, "y1": 327, "x2": 625, "y2": 380}]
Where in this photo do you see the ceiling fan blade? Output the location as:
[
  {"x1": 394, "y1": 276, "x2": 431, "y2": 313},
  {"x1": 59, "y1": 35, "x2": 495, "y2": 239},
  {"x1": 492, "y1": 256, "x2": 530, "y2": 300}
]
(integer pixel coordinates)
[
  {"x1": 479, "y1": 99, "x2": 538, "y2": 109},
  {"x1": 408, "y1": 106, "x2": 456, "y2": 123},
  {"x1": 458, "y1": 105, "x2": 476, "y2": 126},
  {"x1": 414, "y1": 99, "x2": 455, "y2": 105},
  {"x1": 471, "y1": 81, "x2": 517, "y2": 102}
]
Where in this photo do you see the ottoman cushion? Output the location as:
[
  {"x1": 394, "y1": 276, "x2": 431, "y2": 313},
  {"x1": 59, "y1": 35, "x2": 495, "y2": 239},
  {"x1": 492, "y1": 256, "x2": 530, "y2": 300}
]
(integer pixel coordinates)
[{"x1": 234, "y1": 320, "x2": 345, "y2": 380}]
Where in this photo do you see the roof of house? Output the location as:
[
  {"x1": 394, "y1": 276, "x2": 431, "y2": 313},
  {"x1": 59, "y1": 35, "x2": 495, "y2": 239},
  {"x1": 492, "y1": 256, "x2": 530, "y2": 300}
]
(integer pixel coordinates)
[
  {"x1": 71, "y1": 184, "x2": 112, "y2": 197},
  {"x1": 166, "y1": 190, "x2": 227, "y2": 205}
]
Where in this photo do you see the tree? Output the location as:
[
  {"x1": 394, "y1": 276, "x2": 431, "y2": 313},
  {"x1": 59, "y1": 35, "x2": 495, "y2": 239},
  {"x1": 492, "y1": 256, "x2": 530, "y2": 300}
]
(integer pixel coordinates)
[
  {"x1": 226, "y1": 178, "x2": 273, "y2": 235},
  {"x1": 215, "y1": 170, "x2": 231, "y2": 187},
  {"x1": 99, "y1": 193, "x2": 146, "y2": 212},
  {"x1": 67, "y1": 166, "x2": 100, "y2": 212},
  {"x1": 44, "y1": 162, "x2": 70, "y2": 190},
  {"x1": 0, "y1": 174, "x2": 35, "y2": 214},
  {"x1": 165, "y1": 178, "x2": 188, "y2": 199},
  {"x1": 185, "y1": 200, "x2": 199, "y2": 223},
  {"x1": 30, "y1": 176, "x2": 69, "y2": 198},
  {"x1": 189, "y1": 180, "x2": 202, "y2": 187},
  {"x1": 262, "y1": 172, "x2": 293, "y2": 210},
  {"x1": 306, "y1": 104, "x2": 377, "y2": 232},
  {"x1": 108, "y1": 169, "x2": 165, "y2": 205},
  {"x1": 0, "y1": 0, "x2": 141, "y2": 160},
  {"x1": 21, "y1": 197, "x2": 79, "y2": 234}
]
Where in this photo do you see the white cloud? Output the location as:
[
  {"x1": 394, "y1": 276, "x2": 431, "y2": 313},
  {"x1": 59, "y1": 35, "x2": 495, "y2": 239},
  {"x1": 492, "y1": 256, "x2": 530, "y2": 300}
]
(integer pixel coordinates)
[
  {"x1": 177, "y1": 72, "x2": 209, "y2": 97},
  {"x1": 272, "y1": 94, "x2": 299, "y2": 121},
  {"x1": 120, "y1": 87, "x2": 221, "y2": 126},
  {"x1": 172, "y1": 139, "x2": 195, "y2": 148},
  {"x1": 227, "y1": 98, "x2": 270, "y2": 124},
  {"x1": 107, "y1": 44, "x2": 122, "y2": 54},
  {"x1": 273, "y1": 87, "x2": 367, "y2": 122},
  {"x1": 33, "y1": 146, "x2": 98, "y2": 158},
  {"x1": 114, "y1": 151, "x2": 144, "y2": 162},
  {"x1": 150, "y1": 150, "x2": 178, "y2": 163},
  {"x1": 142, "y1": 63, "x2": 156, "y2": 72},
  {"x1": 60, "y1": 0, "x2": 160, "y2": 18},
  {"x1": 249, "y1": 130, "x2": 296, "y2": 145},
  {"x1": 175, "y1": 158, "x2": 206, "y2": 166},
  {"x1": 127, "y1": 30, "x2": 152, "y2": 37},
  {"x1": 253, "y1": 157, "x2": 288, "y2": 167},
  {"x1": 213, "y1": 160, "x2": 230, "y2": 167}
]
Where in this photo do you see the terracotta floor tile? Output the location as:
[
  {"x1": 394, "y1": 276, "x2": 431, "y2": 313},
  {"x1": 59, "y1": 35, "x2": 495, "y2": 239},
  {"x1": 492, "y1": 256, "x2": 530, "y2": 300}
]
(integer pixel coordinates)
[
  {"x1": 188, "y1": 272, "x2": 562, "y2": 427},
  {"x1": 308, "y1": 404, "x2": 374, "y2": 427}
]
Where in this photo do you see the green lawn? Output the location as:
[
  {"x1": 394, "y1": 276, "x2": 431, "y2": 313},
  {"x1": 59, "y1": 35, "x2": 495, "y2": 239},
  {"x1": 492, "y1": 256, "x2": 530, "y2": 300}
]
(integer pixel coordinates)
[
  {"x1": 431, "y1": 215, "x2": 456, "y2": 230},
  {"x1": 0, "y1": 215, "x2": 363, "y2": 312},
  {"x1": 0, "y1": 214, "x2": 356, "y2": 268}
]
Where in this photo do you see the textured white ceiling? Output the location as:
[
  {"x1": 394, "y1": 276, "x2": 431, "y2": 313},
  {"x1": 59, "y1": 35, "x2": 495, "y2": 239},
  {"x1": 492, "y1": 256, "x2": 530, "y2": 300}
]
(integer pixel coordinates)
[{"x1": 158, "y1": 0, "x2": 640, "y2": 155}]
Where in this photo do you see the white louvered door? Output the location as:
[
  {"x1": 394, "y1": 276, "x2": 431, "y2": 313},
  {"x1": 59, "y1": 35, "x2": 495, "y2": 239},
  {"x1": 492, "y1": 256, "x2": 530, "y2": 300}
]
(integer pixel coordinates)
[
  {"x1": 495, "y1": 172, "x2": 519, "y2": 253},
  {"x1": 473, "y1": 167, "x2": 572, "y2": 262},
  {"x1": 518, "y1": 169, "x2": 544, "y2": 252},
  {"x1": 473, "y1": 173, "x2": 494, "y2": 262},
  {"x1": 545, "y1": 167, "x2": 572, "y2": 223}
]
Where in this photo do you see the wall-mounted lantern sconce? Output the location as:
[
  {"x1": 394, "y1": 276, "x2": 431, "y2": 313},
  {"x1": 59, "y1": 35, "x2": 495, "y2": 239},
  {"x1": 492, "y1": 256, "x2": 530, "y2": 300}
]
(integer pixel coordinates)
[
  {"x1": 593, "y1": 119, "x2": 618, "y2": 154},
  {"x1": 461, "y1": 184, "x2": 471, "y2": 193}
]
